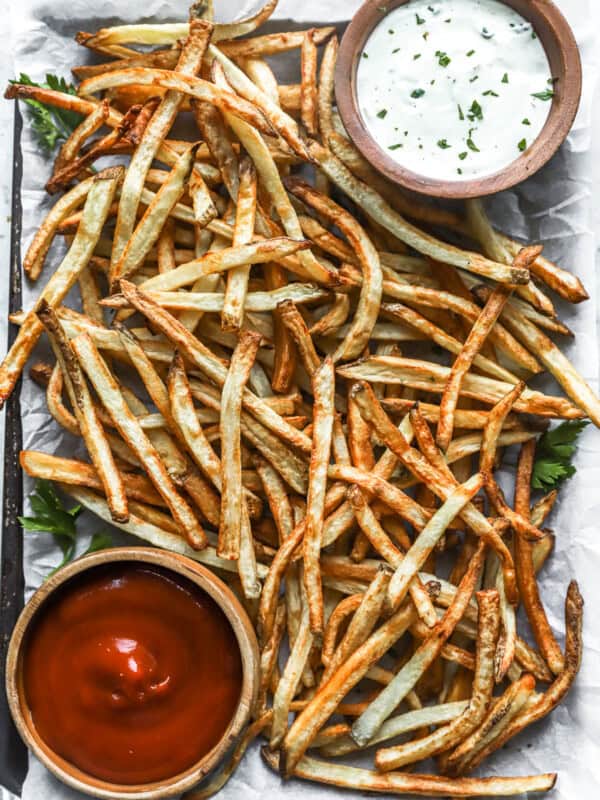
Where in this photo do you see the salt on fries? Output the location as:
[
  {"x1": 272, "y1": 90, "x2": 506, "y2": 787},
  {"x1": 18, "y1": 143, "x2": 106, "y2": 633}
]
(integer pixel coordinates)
[{"x1": 4, "y1": 0, "x2": 593, "y2": 795}]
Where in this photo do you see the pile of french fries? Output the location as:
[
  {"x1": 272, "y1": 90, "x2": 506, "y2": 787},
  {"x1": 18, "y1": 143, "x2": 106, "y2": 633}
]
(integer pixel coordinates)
[{"x1": 5, "y1": 0, "x2": 595, "y2": 796}]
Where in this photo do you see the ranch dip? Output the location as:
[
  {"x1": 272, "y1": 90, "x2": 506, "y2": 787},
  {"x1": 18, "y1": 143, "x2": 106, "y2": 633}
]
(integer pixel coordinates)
[{"x1": 356, "y1": 0, "x2": 554, "y2": 181}]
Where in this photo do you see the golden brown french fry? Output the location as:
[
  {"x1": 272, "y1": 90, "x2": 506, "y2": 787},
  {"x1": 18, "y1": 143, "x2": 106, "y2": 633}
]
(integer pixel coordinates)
[
  {"x1": 310, "y1": 140, "x2": 529, "y2": 285},
  {"x1": 71, "y1": 333, "x2": 206, "y2": 550},
  {"x1": 281, "y1": 602, "x2": 417, "y2": 776},
  {"x1": 479, "y1": 382, "x2": 526, "y2": 474},
  {"x1": 0, "y1": 166, "x2": 122, "y2": 407},
  {"x1": 374, "y1": 589, "x2": 500, "y2": 770},
  {"x1": 222, "y1": 158, "x2": 258, "y2": 331},
  {"x1": 81, "y1": 0, "x2": 277, "y2": 48},
  {"x1": 437, "y1": 286, "x2": 512, "y2": 451},
  {"x1": 219, "y1": 330, "x2": 261, "y2": 560},
  {"x1": 265, "y1": 746, "x2": 556, "y2": 796},
  {"x1": 351, "y1": 542, "x2": 485, "y2": 746},
  {"x1": 317, "y1": 35, "x2": 338, "y2": 143},
  {"x1": 300, "y1": 29, "x2": 318, "y2": 136},
  {"x1": 304, "y1": 358, "x2": 335, "y2": 636},
  {"x1": 514, "y1": 439, "x2": 565, "y2": 675},
  {"x1": 20, "y1": 451, "x2": 161, "y2": 507},
  {"x1": 37, "y1": 302, "x2": 128, "y2": 523}
]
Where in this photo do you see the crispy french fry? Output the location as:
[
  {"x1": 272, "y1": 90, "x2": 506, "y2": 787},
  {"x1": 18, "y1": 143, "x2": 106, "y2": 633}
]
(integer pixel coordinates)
[
  {"x1": 304, "y1": 358, "x2": 335, "y2": 636},
  {"x1": 0, "y1": 166, "x2": 122, "y2": 407},
  {"x1": 71, "y1": 333, "x2": 206, "y2": 549},
  {"x1": 374, "y1": 589, "x2": 500, "y2": 770}
]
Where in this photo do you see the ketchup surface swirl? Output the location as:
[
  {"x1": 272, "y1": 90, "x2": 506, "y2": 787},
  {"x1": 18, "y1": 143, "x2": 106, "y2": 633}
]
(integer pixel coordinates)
[{"x1": 23, "y1": 563, "x2": 242, "y2": 785}]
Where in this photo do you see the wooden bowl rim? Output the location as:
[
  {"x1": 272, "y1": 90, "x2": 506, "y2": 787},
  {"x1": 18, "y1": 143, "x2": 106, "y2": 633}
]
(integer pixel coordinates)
[
  {"x1": 6, "y1": 546, "x2": 260, "y2": 799},
  {"x1": 335, "y1": 0, "x2": 582, "y2": 199}
]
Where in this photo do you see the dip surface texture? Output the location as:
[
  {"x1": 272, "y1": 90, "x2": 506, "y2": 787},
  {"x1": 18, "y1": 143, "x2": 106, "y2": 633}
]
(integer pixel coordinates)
[
  {"x1": 22, "y1": 563, "x2": 243, "y2": 785},
  {"x1": 356, "y1": 0, "x2": 553, "y2": 181}
]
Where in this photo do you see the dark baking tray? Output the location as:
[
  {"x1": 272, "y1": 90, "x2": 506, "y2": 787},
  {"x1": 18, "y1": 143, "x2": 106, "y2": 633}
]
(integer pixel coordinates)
[{"x1": 0, "y1": 101, "x2": 28, "y2": 796}]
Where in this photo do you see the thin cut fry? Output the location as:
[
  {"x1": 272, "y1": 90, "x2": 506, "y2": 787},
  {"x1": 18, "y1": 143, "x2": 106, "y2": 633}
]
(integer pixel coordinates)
[
  {"x1": 71, "y1": 333, "x2": 206, "y2": 549},
  {"x1": 304, "y1": 358, "x2": 335, "y2": 636}
]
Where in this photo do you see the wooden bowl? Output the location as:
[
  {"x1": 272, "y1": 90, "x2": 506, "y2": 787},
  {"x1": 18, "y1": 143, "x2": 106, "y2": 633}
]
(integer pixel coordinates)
[
  {"x1": 5, "y1": 547, "x2": 260, "y2": 799},
  {"x1": 335, "y1": 0, "x2": 582, "y2": 199}
]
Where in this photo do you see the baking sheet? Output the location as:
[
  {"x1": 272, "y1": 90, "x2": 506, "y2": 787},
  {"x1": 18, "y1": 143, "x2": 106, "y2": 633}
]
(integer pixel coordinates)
[{"x1": 4, "y1": 0, "x2": 600, "y2": 797}]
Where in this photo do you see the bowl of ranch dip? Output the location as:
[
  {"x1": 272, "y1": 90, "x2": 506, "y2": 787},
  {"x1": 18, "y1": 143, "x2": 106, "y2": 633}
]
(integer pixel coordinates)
[{"x1": 335, "y1": 0, "x2": 581, "y2": 198}]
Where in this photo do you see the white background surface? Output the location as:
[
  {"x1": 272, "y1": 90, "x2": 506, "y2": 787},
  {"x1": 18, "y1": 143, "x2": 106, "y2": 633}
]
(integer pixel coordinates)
[{"x1": 0, "y1": 0, "x2": 600, "y2": 798}]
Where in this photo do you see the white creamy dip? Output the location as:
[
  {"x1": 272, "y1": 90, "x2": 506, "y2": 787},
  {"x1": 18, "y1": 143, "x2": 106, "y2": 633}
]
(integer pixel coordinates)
[{"x1": 356, "y1": 0, "x2": 554, "y2": 181}]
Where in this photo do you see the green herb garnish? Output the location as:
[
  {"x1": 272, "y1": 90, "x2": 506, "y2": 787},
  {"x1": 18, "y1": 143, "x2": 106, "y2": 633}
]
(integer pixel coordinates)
[
  {"x1": 466, "y1": 136, "x2": 480, "y2": 152},
  {"x1": 457, "y1": 168, "x2": 463, "y2": 174},
  {"x1": 518, "y1": 138, "x2": 527, "y2": 152},
  {"x1": 459, "y1": 151, "x2": 468, "y2": 160},
  {"x1": 468, "y1": 100, "x2": 483, "y2": 121},
  {"x1": 502, "y1": 72, "x2": 509, "y2": 83},
  {"x1": 388, "y1": 143, "x2": 403, "y2": 150},
  {"x1": 416, "y1": 13, "x2": 426, "y2": 24},
  {"x1": 467, "y1": 49, "x2": 476, "y2": 56},
  {"x1": 9, "y1": 73, "x2": 83, "y2": 153},
  {"x1": 522, "y1": 118, "x2": 531, "y2": 125},
  {"x1": 531, "y1": 421, "x2": 589, "y2": 491},
  {"x1": 19, "y1": 480, "x2": 112, "y2": 577},
  {"x1": 437, "y1": 139, "x2": 451, "y2": 149},
  {"x1": 435, "y1": 50, "x2": 451, "y2": 67},
  {"x1": 362, "y1": 52, "x2": 369, "y2": 58},
  {"x1": 377, "y1": 109, "x2": 388, "y2": 119},
  {"x1": 413, "y1": 53, "x2": 422, "y2": 59},
  {"x1": 392, "y1": 48, "x2": 401, "y2": 53},
  {"x1": 458, "y1": 104, "x2": 465, "y2": 121},
  {"x1": 411, "y1": 89, "x2": 426, "y2": 98},
  {"x1": 469, "y1": 75, "x2": 479, "y2": 83},
  {"x1": 532, "y1": 89, "x2": 554, "y2": 101},
  {"x1": 388, "y1": 28, "x2": 395, "y2": 34},
  {"x1": 483, "y1": 89, "x2": 499, "y2": 97}
]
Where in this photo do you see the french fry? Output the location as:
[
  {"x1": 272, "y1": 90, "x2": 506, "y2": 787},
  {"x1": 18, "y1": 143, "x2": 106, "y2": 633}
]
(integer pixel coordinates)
[
  {"x1": 265, "y1": 748, "x2": 556, "y2": 796},
  {"x1": 300, "y1": 29, "x2": 318, "y2": 136},
  {"x1": 37, "y1": 302, "x2": 129, "y2": 523},
  {"x1": 374, "y1": 589, "x2": 500, "y2": 770},
  {"x1": 285, "y1": 178, "x2": 382, "y2": 361},
  {"x1": 0, "y1": 166, "x2": 122, "y2": 407},
  {"x1": 80, "y1": 0, "x2": 278, "y2": 49},
  {"x1": 304, "y1": 358, "x2": 335, "y2": 636},
  {"x1": 437, "y1": 286, "x2": 512, "y2": 451},
  {"x1": 71, "y1": 333, "x2": 206, "y2": 549},
  {"x1": 113, "y1": 143, "x2": 198, "y2": 283},
  {"x1": 219, "y1": 330, "x2": 261, "y2": 560},
  {"x1": 281, "y1": 602, "x2": 417, "y2": 775},
  {"x1": 222, "y1": 158, "x2": 258, "y2": 330},
  {"x1": 351, "y1": 542, "x2": 485, "y2": 746},
  {"x1": 310, "y1": 140, "x2": 529, "y2": 285},
  {"x1": 513, "y1": 439, "x2": 565, "y2": 675}
]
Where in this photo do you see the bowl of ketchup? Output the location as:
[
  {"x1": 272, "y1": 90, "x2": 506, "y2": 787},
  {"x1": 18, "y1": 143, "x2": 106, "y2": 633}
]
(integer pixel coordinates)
[{"x1": 5, "y1": 547, "x2": 259, "y2": 799}]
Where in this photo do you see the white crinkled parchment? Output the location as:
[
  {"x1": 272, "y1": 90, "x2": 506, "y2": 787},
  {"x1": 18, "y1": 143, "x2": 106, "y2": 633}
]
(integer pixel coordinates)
[{"x1": 3, "y1": 0, "x2": 599, "y2": 797}]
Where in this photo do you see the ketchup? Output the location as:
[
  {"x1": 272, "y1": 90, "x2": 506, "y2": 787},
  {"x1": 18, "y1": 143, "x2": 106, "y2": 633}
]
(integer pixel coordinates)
[{"x1": 23, "y1": 563, "x2": 243, "y2": 785}]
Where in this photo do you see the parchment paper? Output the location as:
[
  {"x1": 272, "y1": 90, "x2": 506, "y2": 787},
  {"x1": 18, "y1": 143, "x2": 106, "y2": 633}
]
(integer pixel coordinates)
[{"x1": 5, "y1": 0, "x2": 600, "y2": 797}]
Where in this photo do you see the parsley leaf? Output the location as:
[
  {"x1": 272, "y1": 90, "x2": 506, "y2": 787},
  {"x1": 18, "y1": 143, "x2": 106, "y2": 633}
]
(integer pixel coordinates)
[
  {"x1": 457, "y1": 104, "x2": 465, "y2": 121},
  {"x1": 435, "y1": 50, "x2": 451, "y2": 67},
  {"x1": 466, "y1": 136, "x2": 480, "y2": 152},
  {"x1": 437, "y1": 139, "x2": 451, "y2": 149},
  {"x1": 416, "y1": 13, "x2": 426, "y2": 24},
  {"x1": 376, "y1": 109, "x2": 388, "y2": 119},
  {"x1": 411, "y1": 89, "x2": 426, "y2": 99},
  {"x1": 532, "y1": 89, "x2": 554, "y2": 101},
  {"x1": 502, "y1": 72, "x2": 509, "y2": 84},
  {"x1": 531, "y1": 420, "x2": 589, "y2": 491},
  {"x1": 522, "y1": 118, "x2": 531, "y2": 125},
  {"x1": 19, "y1": 480, "x2": 112, "y2": 576},
  {"x1": 9, "y1": 73, "x2": 83, "y2": 153},
  {"x1": 468, "y1": 100, "x2": 483, "y2": 122},
  {"x1": 518, "y1": 138, "x2": 527, "y2": 152}
]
